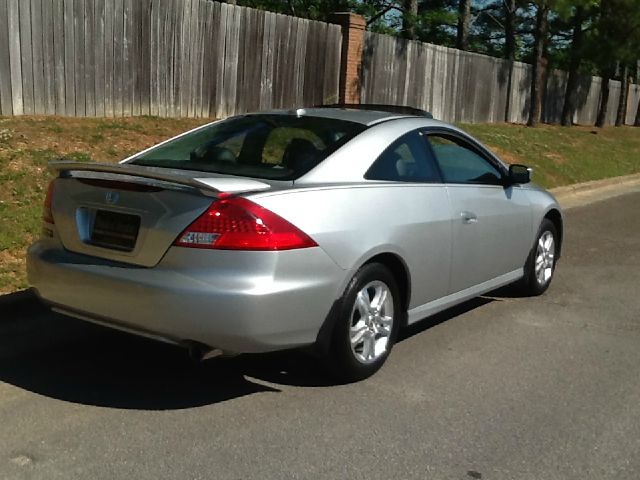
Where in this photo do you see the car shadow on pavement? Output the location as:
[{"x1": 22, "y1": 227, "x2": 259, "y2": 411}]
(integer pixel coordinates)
[
  {"x1": 0, "y1": 290, "x2": 284, "y2": 410},
  {"x1": 0, "y1": 290, "x2": 495, "y2": 408}
]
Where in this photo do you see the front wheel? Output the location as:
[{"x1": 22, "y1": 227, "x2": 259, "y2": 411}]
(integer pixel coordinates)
[
  {"x1": 326, "y1": 263, "x2": 401, "y2": 382},
  {"x1": 518, "y1": 218, "x2": 558, "y2": 296}
]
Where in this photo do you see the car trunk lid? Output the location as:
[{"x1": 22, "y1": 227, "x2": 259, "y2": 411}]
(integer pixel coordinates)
[{"x1": 48, "y1": 162, "x2": 272, "y2": 267}]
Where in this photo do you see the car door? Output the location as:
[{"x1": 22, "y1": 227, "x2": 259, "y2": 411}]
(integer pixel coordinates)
[
  {"x1": 425, "y1": 130, "x2": 532, "y2": 294},
  {"x1": 364, "y1": 129, "x2": 453, "y2": 310}
]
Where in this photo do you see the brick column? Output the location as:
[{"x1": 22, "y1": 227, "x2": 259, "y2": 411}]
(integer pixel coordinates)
[{"x1": 332, "y1": 13, "x2": 366, "y2": 105}]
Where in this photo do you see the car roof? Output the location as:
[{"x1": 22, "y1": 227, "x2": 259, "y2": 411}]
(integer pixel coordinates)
[{"x1": 251, "y1": 107, "x2": 439, "y2": 127}]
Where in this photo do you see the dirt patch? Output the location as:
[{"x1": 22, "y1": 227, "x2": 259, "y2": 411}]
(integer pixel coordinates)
[
  {"x1": 489, "y1": 146, "x2": 522, "y2": 165},
  {"x1": 542, "y1": 152, "x2": 566, "y2": 164}
]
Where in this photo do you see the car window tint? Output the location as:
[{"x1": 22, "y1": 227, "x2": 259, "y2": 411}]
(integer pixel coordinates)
[
  {"x1": 366, "y1": 131, "x2": 441, "y2": 183},
  {"x1": 262, "y1": 128, "x2": 325, "y2": 165},
  {"x1": 131, "y1": 115, "x2": 366, "y2": 180},
  {"x1": 428, "y1": 134, "x2": 503, "y2": 185}
]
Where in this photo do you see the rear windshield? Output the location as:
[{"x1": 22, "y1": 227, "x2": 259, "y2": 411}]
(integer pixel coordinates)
[{"x1": 131, "y1": 114, "x2": 366, "y2": 180}]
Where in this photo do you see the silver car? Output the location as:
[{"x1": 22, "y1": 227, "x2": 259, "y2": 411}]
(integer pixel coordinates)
[{"x1": 27, "y1": 106, "x2": 562, "y2": 381}]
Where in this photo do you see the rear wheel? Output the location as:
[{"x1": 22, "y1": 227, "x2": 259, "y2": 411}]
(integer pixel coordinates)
[
  {"x1": 327, "y1": 263, "x2": 401, "y2": 382},
  {"x1": 518, "y1": 218, "x2": 558, "y2": 296}
]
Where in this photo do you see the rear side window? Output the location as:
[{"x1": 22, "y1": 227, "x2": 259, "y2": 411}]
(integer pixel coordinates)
[
  {"x1": 427, "y1": 134, "x2": 503, "y2": 185},
  {"x1": 131, "y1": 115, "x2": 366, "y2": 180},
  {"x1": 366, "y1": 131, "x2": 441, "y2": 183}
]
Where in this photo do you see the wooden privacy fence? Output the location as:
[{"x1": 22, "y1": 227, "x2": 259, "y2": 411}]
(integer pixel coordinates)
[
  {"x1": 0, "y1": 0, "x2": 342, "y2": 118},
  {"x1": 361, "y1": 31, "x2": 640, "y2": 126},
  {"x1": 0, "y1": 2, "x2": 639, "y2": 126}
]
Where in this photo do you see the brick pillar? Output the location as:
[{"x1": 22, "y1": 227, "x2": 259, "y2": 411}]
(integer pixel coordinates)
[{"x1": 332, "y1": 13, "x2": 365, "y2": 105}]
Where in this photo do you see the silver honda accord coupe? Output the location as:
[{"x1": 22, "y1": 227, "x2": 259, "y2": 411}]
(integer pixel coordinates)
[{"x1": 27, "y1": 106, "x2": 563, "y2": 381}]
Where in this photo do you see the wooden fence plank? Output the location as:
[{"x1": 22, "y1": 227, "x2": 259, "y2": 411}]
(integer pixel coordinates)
[
  {"x1": 139, "y1": 0, "x2": 151, "y2": 115},
  {"x1": 148, "y1": 0, "x2": 158, "y2": 116},
  {"x1": 19, "y1": 0, "x2": 34, "y2": 114},
  {"x1": 7, "y1": 0, "x2": 22, "y2": 115},
  {"x1": 112, "y1": 0, "x2": 123, "y2": 116},
  {"x1": 30, "y1": 0, "x2": 45, "y2": 114},
  {"x1": 41, "y1": 0, "x2": 56, "y2": 114},
  {"x1": 94, "y1": 0, "x2": 105, "y2": 116},
  {"x1": 189, "y1": 0, "x2": 201, "y2": 117},
  {"x1": 84, "y1": 0, "x2": 95, "y2": 116},
  {"x1": 234, "y1": 5, "x2": 247, "y2": 114},
  {"x1": 206, "y1": 0, "x2": 220, "y2": 116},
  {"x1": 121, "y1": 0, "x2": 132, "y2": 116},
  {"x1": 178, "y1": 0, "x2": 191, "y2": 117},
  {"x1": 168, "y1": 0, "x2": 180, "y2": 117},
  {"x1": 159, "y1": 0, "x2": 171, "y2": 118},
  {"x1": 303, "y1": 20, "x2": 318, "y2": 105},
  {"x1": 214, "y1": 2, "x2": 228, "y2": 117},
  {"x1": 130, "y1": 0, "x2": 141, "y2": 116},
  {"x1": 73, "y1": 0, "x2": 85, "y2": 116},
  {"x1": 103, "y1": 0, "x2": 114, "y2": 116},
  {"x1": 227, "y1": 4, "x2": 241, "y2": 115},
  {"x1": 62, "y1": 0, "x2": 75, "y2": 115},
  {"x1": 200, "y1": 0, "x2": 214, "y2": 117},
  {"x1": 154, "y1": 0, "x2": 164, "y2": 117},
  {"x1": 0, "y1": 0, "x2": 13, "y2": 115}
]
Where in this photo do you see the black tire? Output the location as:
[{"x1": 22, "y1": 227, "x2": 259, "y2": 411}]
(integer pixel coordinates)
[
  {"x1": 326, "y1": 263, "x2": 402, "y2": 383},
  {"x1": 518, "y1": 218, "x2": 558, "y2": 296}
]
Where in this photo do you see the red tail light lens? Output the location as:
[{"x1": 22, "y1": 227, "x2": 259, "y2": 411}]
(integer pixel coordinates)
[
  {"x1": 174, "y1": 196, "x2": 317, "y2": 251},
  {"x1": 43, "y1": 180, "x2": 55, "y2": 224}
]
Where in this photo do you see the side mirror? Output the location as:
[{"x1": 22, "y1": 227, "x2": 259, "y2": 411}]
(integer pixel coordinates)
[{"x1": 507, "y1": 164, "x2": 531, "y2": 185}]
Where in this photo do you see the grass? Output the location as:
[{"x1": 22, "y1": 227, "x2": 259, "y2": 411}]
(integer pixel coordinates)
[{"x1": 0, "y1": 116, "x2": 639, "y2": 293}]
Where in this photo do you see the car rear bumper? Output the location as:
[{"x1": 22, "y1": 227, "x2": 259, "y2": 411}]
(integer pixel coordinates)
[{"x1": 27, "y1": 239, "x2": 346, "y2": 353}]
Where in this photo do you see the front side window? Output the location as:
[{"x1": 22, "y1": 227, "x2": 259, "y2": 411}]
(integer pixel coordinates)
[
  {"x1": 131, "y1": 115, "x2": 366, "y2": 180},
  {"x1": 366, "y1": 131, "x2": 441, "y2": 183},
  {"x1": 427, "y1": 134, "x2": 503, "y2": 185}
]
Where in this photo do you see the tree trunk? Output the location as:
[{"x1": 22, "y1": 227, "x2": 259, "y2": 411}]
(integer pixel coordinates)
[
  {"x1": 615, "y1": 66, "x2": 630, "y2": 126},
  {"x1": 504, "y1": 0, "x2": 516, "y2": 122},
  {"x1": 403, "y1": 0, "x2": 418, "y2": 40},
  {"x1": 596, "y1": 74, "x2": 612, "y2": 128},
  {"x1": 457, "y1": 0, "x2": 472, "y2": 51},
  {"x1": 560, "y1": 6, "x2": 585, "y2": 127},
  {"x1": 635, "y1": 95, "x2": 640, "y2": 126},
  {"x1": 527, "y1": 2, "x2": 549, "y2": 127}
]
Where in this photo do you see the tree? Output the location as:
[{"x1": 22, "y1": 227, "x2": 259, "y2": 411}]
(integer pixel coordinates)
[
  {"x1": 591, "y1": 0, "x2": 640, "y2": 127},
  {"x1": 456, "y1": 0, "x2": 471, "y2": 50},
  {"x1": 504, "y1": 0, "x2": 518, "y2": 62},
  {"x1": 560, "y1": 4, "x2": 591, "y2": 126},
  {"x1": 403, "y1": 0, "x2": 419, "y2": 39},
  {"x1": 527, "y1": 1, "x2": 550, "y2": 127}
]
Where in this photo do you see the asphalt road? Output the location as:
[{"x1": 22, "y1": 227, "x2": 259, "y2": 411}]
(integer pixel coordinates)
[{"x1": 1, "y1": 192, "x2": 639, "y2": 480}]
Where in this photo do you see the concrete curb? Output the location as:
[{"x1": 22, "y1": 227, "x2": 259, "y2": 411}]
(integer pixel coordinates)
[{"x1": 549, "y1": 173, "x2": 640, "y2": 210}]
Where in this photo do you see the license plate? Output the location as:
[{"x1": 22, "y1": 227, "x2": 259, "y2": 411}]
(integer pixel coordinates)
[{"x1": 91, "y1": 210, "x2": 141, "y2": 252}]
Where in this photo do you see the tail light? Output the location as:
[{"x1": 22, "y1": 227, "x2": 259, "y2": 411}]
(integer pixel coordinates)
[
  {"x1": 43, "y1": 180, "x2": 55, "y2": 224},
  {"x1": 174, "y1": 196, "x2": 317, "y2": 251}
]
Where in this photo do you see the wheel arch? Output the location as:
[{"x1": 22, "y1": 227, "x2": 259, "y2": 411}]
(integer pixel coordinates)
[
  {"x1": 543, "y1": 208, "x2": 563, "y2": 258},
  {"x1": 363, "y1": 252, "x2": 412, "y2": 318},
  {"x1": 313, "y1": 250, "x2": 412, "y2": 355}
]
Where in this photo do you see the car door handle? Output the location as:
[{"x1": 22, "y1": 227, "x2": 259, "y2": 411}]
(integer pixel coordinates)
[{"x1": 460, "y1": 211, "x2": 478, "y2": 224}]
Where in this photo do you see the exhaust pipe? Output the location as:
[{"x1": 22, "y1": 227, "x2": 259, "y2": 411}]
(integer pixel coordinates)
[{"x1": 185, "y1": 341, "x2": 224, "y2": 362}]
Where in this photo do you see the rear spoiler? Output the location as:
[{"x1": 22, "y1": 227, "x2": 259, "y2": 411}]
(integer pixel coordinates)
[{"x1": 49, "y1": 161, "x2": 271, "y2": 194}]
